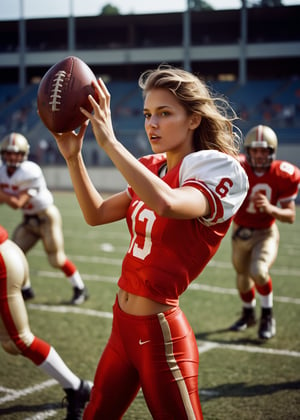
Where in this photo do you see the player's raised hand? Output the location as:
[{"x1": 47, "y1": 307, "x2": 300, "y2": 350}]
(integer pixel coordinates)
[
  {"x1": 80, "y1": 78, "x2": 117, "y2": 151},
  {"x1": 50, "y1": 122, "x2": 88, "y2": 162}
]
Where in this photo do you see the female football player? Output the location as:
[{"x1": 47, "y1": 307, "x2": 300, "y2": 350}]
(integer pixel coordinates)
[
  {"x1": 50, "y1": 65, "x2": 249, "y2": 419},
  {"x1": 0, "y1": 224, "x2": 92, "y2": 419}
]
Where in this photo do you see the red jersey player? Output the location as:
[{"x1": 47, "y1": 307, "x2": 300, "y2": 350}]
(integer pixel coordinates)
[
  {"x1": 50, "y1": 65, "x2": 248, "y2": 419},
  {"x1": 230, "y1": 124, "x2": 300, "y2": 339},
  {"x1": 0, "y1": 224, "x2": 92, "y2": 419}
]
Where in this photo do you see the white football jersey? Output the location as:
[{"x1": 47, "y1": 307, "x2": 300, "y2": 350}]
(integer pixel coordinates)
[{"x1": 0, "y1": 161, "x2": 53, "y2": 215}]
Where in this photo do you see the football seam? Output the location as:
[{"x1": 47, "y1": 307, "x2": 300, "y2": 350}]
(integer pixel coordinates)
[{"x1": 49, "y1": 70, "x2": 67, "y2": 112}]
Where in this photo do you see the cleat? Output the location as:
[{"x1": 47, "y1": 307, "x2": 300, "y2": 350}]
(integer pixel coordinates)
[
  {"x1": 63, "y1": 379, "x2": 93, "y2": 420},
  {"x1": 71, "y1": 287, "x2": 89, "y2": 305},
  {"x1": 21, "y1": 287, "x2": 35, "y2": 301},
  {"x1": 258, "y1": 312, "x2": 276, "y2": 339},
  {"x1": 229, "y1": 307, "x2": 256, "y2": 331}
]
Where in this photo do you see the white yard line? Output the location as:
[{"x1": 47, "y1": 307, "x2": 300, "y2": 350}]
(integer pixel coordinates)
[
  {"x1": 35, "y1": 270, "x2": 300, "y2": 305},
  {"x1": 31, "y1": 248, "x2": 300, "y2": 277},
  {"x1": 197, "y1": 341, "x2": 300, "y2": 357},
  {"x1": 189, "y1": 282, "x2": 300, "y2": 304},
  {"x1": 28, "y1": 303, "x2": 113, "y2": 319},
  {"x1": 24, "y1": 411, "x2": 57, "y2": 420},
  {"x1": 0, "y1": 380, "x2": 58, "y2": 419},
  {"x1": 0, "y1": 379, "x2": 57, "y2": 404},
  {"x1": 27, "y1": 303, "x2": 300, "y2": 360}
]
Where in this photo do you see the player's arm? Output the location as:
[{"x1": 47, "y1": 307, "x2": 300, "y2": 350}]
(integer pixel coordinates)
[
  {"x1": 0, "y1": 189, "x2": 30, "y2": 209},
  {"x1": 78, "y1": 81, "x2": 210, "y2": 220},
  {"x1": 51, "y1": 124, "x2": 130, "y2": 225},
  {"x1": 92, "y1": 138, "x2": 210, "y2": 220},
  {"x1": 53, "y1": 99, "x2": 210, "y2": 223},
  {"x1": 254, "y1": 192, "x2": 296, "y2": 223},
  {"x1": 277, "y1": 200, "x2": 296, "y2": 223},
  {"x1": 63, "y1": 135, "x2": 208, "y2": 222},
  {"x1": 66, "y1": 152, "x2": 131, "y2": 225},
  {"x1": 269, "y1": 199, "x2": 295, "y2": 223}
]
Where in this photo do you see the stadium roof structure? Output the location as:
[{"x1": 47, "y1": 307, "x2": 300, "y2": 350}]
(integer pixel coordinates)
[{"x1": 0, "y1": 5, "x2": 299, "y2": 88}]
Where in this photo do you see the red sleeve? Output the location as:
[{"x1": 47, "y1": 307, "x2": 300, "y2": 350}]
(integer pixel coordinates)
[
  {"x1": 276, "y1": 161, "x2": 300, "y2": 202},
  {"x1": 0, "y1": 225, "x2": 8, "y2": 244}
]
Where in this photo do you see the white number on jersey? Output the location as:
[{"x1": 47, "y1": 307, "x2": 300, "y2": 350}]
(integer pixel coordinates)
[
  {"x1": 246, "y1": 183, "x2": 272, "y2": 214},
  {"x1": 128, "y1": 200, "x2": 156, "y2": 260}
]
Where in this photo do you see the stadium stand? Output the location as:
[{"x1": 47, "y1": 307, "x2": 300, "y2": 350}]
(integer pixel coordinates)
[{"x1": 0, "y1": 5, "x2": 299, "y2": 169}]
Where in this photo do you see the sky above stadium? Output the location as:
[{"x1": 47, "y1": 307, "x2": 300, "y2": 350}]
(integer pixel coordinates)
[{"x1": 0, "y1": 0, "x2": 299, "y2": 19}]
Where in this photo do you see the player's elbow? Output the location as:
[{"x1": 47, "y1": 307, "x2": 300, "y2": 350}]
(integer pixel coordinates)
[
  {"x1": 9, "y1": 201, "x2": 20, "y2": 210},
  {"x1": 286, "y1": 207, "x2": 296, "y2": 224},
  {"x1": 280, "y1": 212, "x2": 296, "y2": 224},
  {"x1": 84, "y1": 215, "x2": 99, "y2": 226},
  {"x1": 154, "y1": 197, "x2": 174, "y2": 217}
]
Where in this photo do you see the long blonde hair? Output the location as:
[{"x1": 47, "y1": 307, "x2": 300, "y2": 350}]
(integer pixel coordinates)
[{"x1": 138, "y1": 65, "x2": 240, "y2": 158}]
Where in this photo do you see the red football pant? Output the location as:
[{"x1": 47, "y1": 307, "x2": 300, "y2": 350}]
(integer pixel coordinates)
[{"x1": 84, "y1": 296, "x2": 203, "y2": 419}]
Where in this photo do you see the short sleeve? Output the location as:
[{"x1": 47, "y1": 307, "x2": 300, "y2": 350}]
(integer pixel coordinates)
[
  {"x1": 18, "y1": 162, "x2": 43, "y2": 192},
  {"x1": 277, "y1": 161, "x2": 300, "y2": 203},
  {"x1": 179, "y1": 150, "x2": 249, "y2": 224}
]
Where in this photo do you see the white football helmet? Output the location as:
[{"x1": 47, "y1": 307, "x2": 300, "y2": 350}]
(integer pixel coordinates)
[
  {"x1": 0, "y1": 132, "x2": 30, "y2": 168},
  {"x1": 244, "y1": 125, "x2": 277, "y2": 168}
]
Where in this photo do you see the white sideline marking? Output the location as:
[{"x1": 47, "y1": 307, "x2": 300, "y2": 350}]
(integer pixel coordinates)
[
  {"x1": 37, "y1": 270, "x2": 118, "y2": 284},
  {"x1": 0, "y1": 381, "x2": 58, "y2": 419},
  {"x1": 197, "y1": 341, "x2": 219, "y2": 353},
  {"x1": 189, "y1": 282, "x2": 300, "y2": 305},
  {"x1": 0, "y1": 379, "x2": 57, "y2": 404},
  {"x1": 100, "y1": 243, "x2": 115, "y2": 252},
  {"x1": 198, "y1": 341, "x2": 300, "y2": 358},
  {"x1": 208, "y1": 259, "x2": 300, "y2": 277},
  {"x1": 31, "y1": 248, "x2": 300, "y2": 277},
  {"x1": 27, "y1": 304, "x2": 300, "y2": 359},
  {"x1": 200, "y1": 389, "x2": 220, "y2": 397},
  {"x1": 27, "y1": 303, "x2": 113, "y2": 319},
  {"x1": 24, "y1": 410, "x2": 57, "y2": 420},
  {"x1": 35, "y1": 270, "x2": 300, "y2": 305},
  {"x1": 32, "y1": 249, "x2": 123, "y2": 265}
]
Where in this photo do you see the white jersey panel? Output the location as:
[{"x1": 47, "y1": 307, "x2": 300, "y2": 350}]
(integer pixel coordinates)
[
  {"x1": 0, "y1": 161, "x2": 53, "y2": 214},
  {"x1": 179, "y1": 150, "x2": 248, "y2": 224}
]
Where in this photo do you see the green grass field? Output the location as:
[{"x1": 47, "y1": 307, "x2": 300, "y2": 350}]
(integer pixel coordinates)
[{"x1": 0, "y1": 191, "x2": 299, "y2": 420}]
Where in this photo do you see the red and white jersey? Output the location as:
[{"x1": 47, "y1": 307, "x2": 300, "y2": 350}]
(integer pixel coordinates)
[
  {"x1": 234, "y1": 156, "x2": 300, "y2": 229},
  {"x1": 0, "y1": 161, "x2": 53, "y2": 215},
  {"x1": 0, "y1": 225, "x2": 8, "y2": 244},
  {"x1": 118, "y1": 150, "x2": 249, "y2": 305}
]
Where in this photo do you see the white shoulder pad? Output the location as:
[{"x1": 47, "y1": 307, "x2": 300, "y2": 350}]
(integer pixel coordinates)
[
  {"x1": 16, "y1": 161, "x2": 45, "y2": 191},
  {"x1": 180, "y1": 150, "x2": 249, "y2": 223}
]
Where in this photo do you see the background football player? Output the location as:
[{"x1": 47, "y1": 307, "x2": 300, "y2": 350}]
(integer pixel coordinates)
[
  {"x1": 0, "y1": 132, "x2": 88, "y2": 304},
  {"x1": 0, "y1": 224, "x2": 92, "y2": 419},
  {"x1": 230, "y1": 124, "x2": 300, "y2": 339}
]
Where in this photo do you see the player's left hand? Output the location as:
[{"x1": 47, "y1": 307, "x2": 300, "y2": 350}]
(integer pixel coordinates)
[
  {"x1": 50, "y1": 122, "x2": 88, "y2": 162},
  {"x1": 254, "y1": 192, "x2": 271, "y2": 214}
]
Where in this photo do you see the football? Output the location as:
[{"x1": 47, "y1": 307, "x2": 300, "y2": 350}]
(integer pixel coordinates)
[{"x1": 37, "y1": 56, "x2": 98, "y2": 133}]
